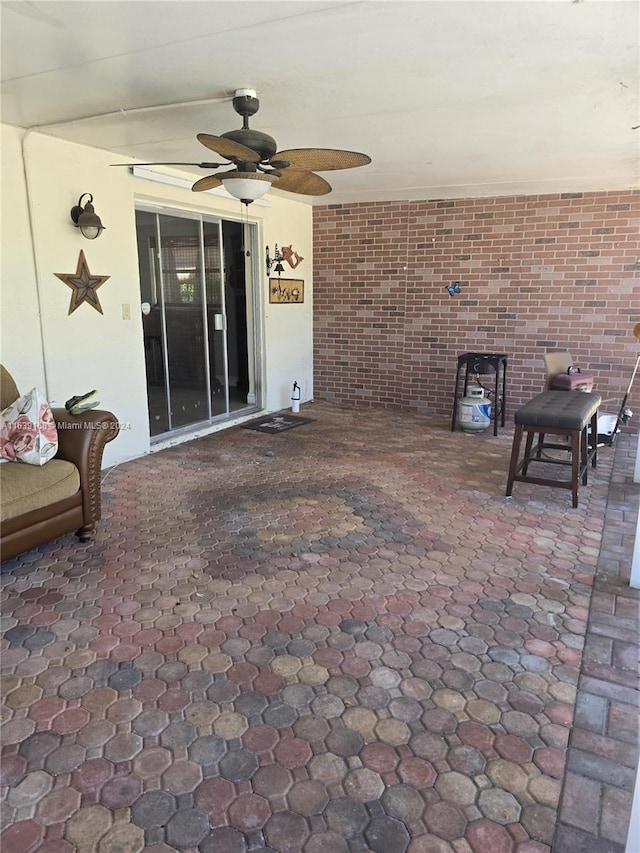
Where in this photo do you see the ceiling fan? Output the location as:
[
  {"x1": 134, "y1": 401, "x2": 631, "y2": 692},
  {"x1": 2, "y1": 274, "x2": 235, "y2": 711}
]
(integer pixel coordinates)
[{"x1": 112, "y1": 88, "x2": 371, "y2": 204}]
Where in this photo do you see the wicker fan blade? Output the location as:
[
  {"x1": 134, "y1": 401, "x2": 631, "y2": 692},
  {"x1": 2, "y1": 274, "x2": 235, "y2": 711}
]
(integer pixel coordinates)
[
  {"x1": 192, "y1": 175, "x2": 223, "y2": 192},
  {"x1": 197, "y1": 133, "x2": 260, "y2": 163},
  {"x1": 110, "y1": 161, "x2": 224, "y2": 169},
  {"x1": 273, "y1": 170, "x2": 332, "y2": 196},
  {"x1": 271, "y1": 148, "x2": 371, "y2": 172}
]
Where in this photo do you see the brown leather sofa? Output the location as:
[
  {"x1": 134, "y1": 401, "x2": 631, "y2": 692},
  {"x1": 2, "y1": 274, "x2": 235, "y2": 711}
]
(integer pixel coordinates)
[{"x1": 0, "y1": 365, "x2": 120, "y2": 561}]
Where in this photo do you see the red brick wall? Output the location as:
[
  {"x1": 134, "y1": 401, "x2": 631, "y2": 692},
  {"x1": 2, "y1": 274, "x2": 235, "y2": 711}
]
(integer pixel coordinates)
[{"x1": 313, "y1": 191, "x2": 640, "y2": 424}]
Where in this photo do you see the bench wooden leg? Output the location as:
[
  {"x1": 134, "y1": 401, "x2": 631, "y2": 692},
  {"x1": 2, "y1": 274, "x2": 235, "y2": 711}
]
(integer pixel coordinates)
[
  {"x1": 571, "y1": 429, "x2": 581, "y2": 507},
  {"x1": 506, "y1": 424, "x2": 524, "y2": 497},
  {"x1": 522, "y1": 429, "x2": 536, "y2": 475}
]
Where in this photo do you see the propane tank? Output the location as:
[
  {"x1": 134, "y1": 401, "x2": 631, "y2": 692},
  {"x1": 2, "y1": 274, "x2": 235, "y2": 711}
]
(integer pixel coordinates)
[
  {"x1": 458, "y1": 384, "x2": 491, "y2": 432},
  {"x1": 291, "y1": 381, "x2": 301, "y2": 413}
]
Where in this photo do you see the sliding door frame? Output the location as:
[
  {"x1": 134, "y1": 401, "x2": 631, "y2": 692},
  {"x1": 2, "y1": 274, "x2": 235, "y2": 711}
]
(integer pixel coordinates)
[{"x1": 136, "y1": 202, "x2": 263, "y2": 440}]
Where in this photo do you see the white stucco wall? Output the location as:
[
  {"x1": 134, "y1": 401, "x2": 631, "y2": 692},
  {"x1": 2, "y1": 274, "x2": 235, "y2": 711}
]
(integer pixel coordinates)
[
  {"x1": 0, "y1": 125, "x2": 313, "y2": 466},
  {"x1": 261, "y1": 199, "x2": 314, "y2": 411},
  {"x1": 0, "y1": 128, "x2": 46, "y2": 393}
]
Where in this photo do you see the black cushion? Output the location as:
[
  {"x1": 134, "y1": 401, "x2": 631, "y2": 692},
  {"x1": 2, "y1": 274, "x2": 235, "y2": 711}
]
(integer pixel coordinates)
[{"x1": 514, "y1": 390, "x2": 601, "y2": 430}]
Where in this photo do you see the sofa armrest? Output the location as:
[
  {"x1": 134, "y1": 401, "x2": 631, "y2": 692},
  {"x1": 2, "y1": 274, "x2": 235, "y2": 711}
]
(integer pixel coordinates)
[{"x1": 51, "y1": 408, "x2": 120, "y2": 525}]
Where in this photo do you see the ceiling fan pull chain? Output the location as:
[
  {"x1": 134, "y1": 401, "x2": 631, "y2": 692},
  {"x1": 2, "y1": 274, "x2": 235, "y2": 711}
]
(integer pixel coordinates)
[{"x1": 239, "y1": 202, "x2": 251, "y2": 256}]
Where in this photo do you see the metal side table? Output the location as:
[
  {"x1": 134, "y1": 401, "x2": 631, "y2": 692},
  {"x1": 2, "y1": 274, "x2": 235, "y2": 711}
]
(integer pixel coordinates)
[{"x1": 451, "y1": 352, "x2": 508, "y2": 436}]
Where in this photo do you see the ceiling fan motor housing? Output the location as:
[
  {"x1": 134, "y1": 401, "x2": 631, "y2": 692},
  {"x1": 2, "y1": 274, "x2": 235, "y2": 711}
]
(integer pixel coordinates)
[{"x1": 221, "y1": 128, "x2": 277, "y2": 162}]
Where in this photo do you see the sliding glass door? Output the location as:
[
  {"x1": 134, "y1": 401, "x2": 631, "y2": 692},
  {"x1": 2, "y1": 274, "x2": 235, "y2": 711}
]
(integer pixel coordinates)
[{"x1": 135, "y1": 208, "x2": 258, "y2": 438}]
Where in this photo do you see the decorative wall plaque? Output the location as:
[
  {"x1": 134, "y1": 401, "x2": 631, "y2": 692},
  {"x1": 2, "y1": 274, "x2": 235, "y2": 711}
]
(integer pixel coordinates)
[
  {"x1": 55, "y1": 250, "x2": 110, "y2": 315},
  {"x1": 269, "y1": 278, "x2": 304, "y2": 304}
]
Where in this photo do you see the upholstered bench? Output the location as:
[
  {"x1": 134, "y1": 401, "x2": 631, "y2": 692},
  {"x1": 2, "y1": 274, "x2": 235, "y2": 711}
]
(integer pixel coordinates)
[{"x1": 505, "y1": 390, "x2": 601, "y2": 507}]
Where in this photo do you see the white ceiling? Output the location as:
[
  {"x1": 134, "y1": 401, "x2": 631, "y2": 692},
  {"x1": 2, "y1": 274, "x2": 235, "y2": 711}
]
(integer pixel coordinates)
[{"x1": 2, "y1": 0, "x2": 638, "y2": 205}]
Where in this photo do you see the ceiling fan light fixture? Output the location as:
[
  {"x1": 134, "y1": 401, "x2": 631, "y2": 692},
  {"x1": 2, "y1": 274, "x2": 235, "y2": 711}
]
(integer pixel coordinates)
[{"x1": 220, "y1": 171, "x2": 276, "y2": 205}]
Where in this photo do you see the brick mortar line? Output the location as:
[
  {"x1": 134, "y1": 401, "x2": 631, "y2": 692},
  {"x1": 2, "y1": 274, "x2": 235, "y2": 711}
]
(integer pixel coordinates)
[{"x1": 552, "y1": 434, "x2": 640, "y2": 853}]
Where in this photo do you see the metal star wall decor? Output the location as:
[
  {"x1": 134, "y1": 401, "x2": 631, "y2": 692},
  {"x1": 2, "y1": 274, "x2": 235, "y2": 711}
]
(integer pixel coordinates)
[{"x1": 54, "y1": 250, "x2": 110, "y2": 315}]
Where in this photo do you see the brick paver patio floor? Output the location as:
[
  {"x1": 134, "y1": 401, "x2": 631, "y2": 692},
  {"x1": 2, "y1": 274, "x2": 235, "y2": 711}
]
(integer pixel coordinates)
[{"x1": 1, "y1": 402, "x2": 638, "y2": 853}]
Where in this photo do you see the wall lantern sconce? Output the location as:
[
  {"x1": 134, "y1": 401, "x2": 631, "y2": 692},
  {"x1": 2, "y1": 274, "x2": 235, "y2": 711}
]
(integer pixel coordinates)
[
  {"x1": 266, "y1": 244, "x2": 285, "y2": 277},
  {"x1": 70, "y1": 193, "x2": 105, "y2": 240}
]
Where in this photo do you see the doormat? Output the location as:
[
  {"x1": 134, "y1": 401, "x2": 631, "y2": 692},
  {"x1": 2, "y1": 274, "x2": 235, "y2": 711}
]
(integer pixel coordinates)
[{"x1": 241, "y1": 414, "x2": 315, "y2": 434}]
